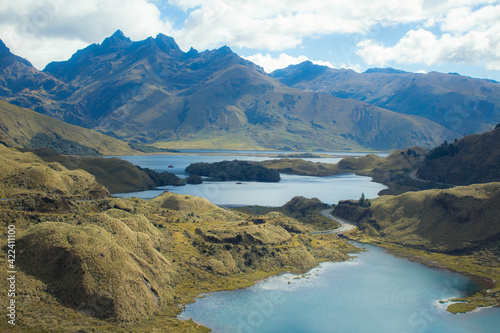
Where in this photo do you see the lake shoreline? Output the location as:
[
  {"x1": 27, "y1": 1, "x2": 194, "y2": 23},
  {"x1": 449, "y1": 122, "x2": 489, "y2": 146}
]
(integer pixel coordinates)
[{"x1": 344, "y1": 233, "x2": 500, "y2": 314}]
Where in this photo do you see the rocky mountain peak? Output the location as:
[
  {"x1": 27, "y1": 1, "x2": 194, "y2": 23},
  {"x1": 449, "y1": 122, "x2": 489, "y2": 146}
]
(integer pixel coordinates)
[
  {"x1": 0, "y1": 39, "x2": 33, "y2": 69},
  {"x1": 100, "y1": 29, "x2": 133, "y2": 50},
  {"x1": 364, "y1": 68, "x2": 408, "y2": 74},
  {"x1": 155, "y1": 33, "x2": 181, "y2": 54}
]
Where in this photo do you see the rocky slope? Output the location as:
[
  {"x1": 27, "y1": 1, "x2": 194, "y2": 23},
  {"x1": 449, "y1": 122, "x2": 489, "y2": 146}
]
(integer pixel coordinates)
[
  {"x1": 0, "y1": 32, "x2": 454, "y2": 151},
  {"x1": 272, "y1": 61, "x2": 500, "y2": 136}
]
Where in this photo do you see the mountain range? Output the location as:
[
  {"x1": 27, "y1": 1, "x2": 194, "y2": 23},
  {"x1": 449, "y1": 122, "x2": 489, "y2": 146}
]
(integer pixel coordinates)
[
  {"x1": 1, "y1": 31, "x2": 499, "y2": 151},
  {"x1": 271, "y1": 61, "x2": 500, "y2": 136}
]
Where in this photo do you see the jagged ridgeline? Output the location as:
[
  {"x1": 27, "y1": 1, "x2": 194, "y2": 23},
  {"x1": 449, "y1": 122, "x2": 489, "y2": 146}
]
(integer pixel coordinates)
[
  {"x1": 271, "y1": 61, "x2": 500, "y2": 136},
  {"x1": 185, "y1": 160, "x2": 281, "y2": 182},
  {"x1": 0, "y1": 32, "x2": 457, "y2": 151}
]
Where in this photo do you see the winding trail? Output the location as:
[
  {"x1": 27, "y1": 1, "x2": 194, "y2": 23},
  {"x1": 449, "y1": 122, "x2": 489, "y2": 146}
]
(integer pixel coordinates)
[
  {"x1": 409, "y1": 169, "x2": 455, "y2": 187},
  {"x1": 310, "y1": 209, "x2": 357, "y2": 235}
]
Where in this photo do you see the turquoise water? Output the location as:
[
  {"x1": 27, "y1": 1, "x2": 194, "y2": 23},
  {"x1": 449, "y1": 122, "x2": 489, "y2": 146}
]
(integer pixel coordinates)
[
  {"x1": 180, "y1": 244, "x2": 500, "y2": 333},
  {"x1": 109, "y1": 153, "x2": 499, "y2": 332},
  {"x1": 112, "y1": 153, "x2": 387, "y2": 205}
]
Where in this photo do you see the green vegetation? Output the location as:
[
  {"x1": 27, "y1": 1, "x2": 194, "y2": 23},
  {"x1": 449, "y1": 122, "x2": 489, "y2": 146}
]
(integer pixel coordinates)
[
  {"x1": 333, "y1": 183, "x2": 500, "y2": 313},
  {"x1": 186, "y1": 160, "x2": 280, "y2": 182},
  {"x1": 417, "y1": 127, "x2": 500, "y2": 185},
  {"x1": 136, "y1": 165, "x2": 183, "y2": 187},
  {"x1": 426, "y1": 140, "x2": 459, "y2": 160},
  {"x1": 358, "y1": 193, "x2": 371, "y2": 207},
  {"x1": 29, "y1": 132, "x2": 102, "y2": 155},
  {"x1": 186, "y1": 174, "x2": 203, "y2": 185}
]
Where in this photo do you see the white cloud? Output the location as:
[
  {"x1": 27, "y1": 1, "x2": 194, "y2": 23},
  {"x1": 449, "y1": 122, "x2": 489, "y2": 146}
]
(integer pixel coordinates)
[
  {"x1": 169, "y1": 0, "x2": 425, "y2": 51},
  {"x1": 243, "y1": 53, "x2": 334, "y2": 72},
  {"x1": 168, "y1": 0, "x2": 500, "y2": 72},
  {"x1": 1, "y1": 0, "x2": 500, "y2": 73},
  {"x1": 0, "y1": 0, "x2": 173, "y2": 69},
  {"x1": 356, "y1": 2, "x2": 500, "y2": 70}
]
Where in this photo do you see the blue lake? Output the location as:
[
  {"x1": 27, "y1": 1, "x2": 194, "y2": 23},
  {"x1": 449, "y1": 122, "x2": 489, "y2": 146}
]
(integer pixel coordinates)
[
  {"x1": 180, "y1": 244, "x2": 500, "y2": 333},
  {"x1": 109, "y1": 152, "x2": 500, "y2": 332},
  {"x1": 111, "y1": 152, "x2": 387, "y2": 206}
]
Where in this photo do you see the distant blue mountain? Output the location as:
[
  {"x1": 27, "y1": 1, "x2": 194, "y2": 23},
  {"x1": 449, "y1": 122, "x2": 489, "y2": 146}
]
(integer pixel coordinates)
[
  {"x1": 271, "y1": 61, "x2": 500, "y2": 135},
  {"x1": 0, "y1": 32, "x2": 456, "y2": 151}
]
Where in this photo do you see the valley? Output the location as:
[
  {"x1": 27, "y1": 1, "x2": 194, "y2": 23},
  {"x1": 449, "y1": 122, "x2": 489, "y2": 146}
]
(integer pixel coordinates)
[{"x1": 1, "y1": 28, "x2": 499, "y2": 333}]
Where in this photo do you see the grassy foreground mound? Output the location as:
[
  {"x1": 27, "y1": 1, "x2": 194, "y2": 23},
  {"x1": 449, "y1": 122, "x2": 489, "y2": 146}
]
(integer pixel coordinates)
[
  {"x1": 235, "y1": 196, "x2": 340, "y2": 231},
  {"x1": 17, "y1": 213, "x2": 174, "y2": 322},
  {"x1": 24, "y1": 147, "x2": 182, "y2": 193},
  {"x1": 0, "y1": 146, "x2": 356, "y2": 332},
  {"x1": 332, "y1": 183, "x2": 500, "y2": 312}
]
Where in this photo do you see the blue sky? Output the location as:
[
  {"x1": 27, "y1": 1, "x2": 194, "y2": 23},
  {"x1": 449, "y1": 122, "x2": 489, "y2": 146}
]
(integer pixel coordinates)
[{"x1": 1, "y1": 0, "x2": 500, "y2": 81}]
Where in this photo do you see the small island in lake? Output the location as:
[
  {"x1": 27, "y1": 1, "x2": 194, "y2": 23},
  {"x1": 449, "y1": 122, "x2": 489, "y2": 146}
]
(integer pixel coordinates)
[{"x1": 185, "y1": 160, "x2": 281, "y2": 182}]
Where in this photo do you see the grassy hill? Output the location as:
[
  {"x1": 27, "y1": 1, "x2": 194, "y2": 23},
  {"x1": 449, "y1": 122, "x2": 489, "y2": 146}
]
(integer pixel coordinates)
[
  {"x1": 23, "y1": 147, "x2": 183, "y2": 194},
  {"x1": 332, "y1": 183, "x2": 500, "y2": 313},
  {"x1": 0, "y1": 146, "x2": 356, "y2": 332},
  {"x1": 334, "y1": 183, "x2": 500, "y2": 253},
  {"x1": 234, "y1": 196, "x2": 340, "y2": 231},
  {"x1": 417, "y1": 126, "x2": 500, "y2": 185},
  {"x1": 0, "y1": 99, "x2": 136, "y2": 155}
]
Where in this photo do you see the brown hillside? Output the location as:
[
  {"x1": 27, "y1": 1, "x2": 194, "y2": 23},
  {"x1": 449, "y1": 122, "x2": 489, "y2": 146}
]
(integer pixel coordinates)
[
  {"x1": 333, "y1": 182, "x2": 500, "y2": 253},
  {"x1": 0, "y1": 99, "x2": 136, "y2": 155},
  {"x1": 0, "y1": 143, "x2": 108, "y2": 200}
]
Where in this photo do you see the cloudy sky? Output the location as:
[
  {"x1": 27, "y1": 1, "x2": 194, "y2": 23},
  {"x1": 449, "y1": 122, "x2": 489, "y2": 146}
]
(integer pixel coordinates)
[{"x1": 1, "y1": 0, "x2": 500, "y2": 80}]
